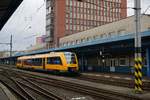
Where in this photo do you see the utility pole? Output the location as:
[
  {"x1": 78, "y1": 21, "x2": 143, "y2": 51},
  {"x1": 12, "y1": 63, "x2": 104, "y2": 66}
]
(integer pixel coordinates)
[
  {"x1": 134, "y1": 0, "x2": 142, "y2": 93},
  {"x1": 10, "y1": 34, "x2": 12, "y2": 57},
  {"x1": 0, "y1": 35, "x2": 12, "y2": 57}
]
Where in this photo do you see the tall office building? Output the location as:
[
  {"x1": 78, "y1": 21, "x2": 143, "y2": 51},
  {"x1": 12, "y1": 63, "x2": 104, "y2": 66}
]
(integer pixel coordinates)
[{"x1": 45, "y1": 0, "x2": 127, "y2": 48}]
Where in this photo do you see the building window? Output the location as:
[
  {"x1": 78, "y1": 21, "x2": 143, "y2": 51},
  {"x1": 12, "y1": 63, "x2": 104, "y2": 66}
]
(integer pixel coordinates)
[
  {"x1": 70, "y1": 0, "x2": 73, "y2": 5},
  {"x1": 86, "y1": 37, "x2": 89, "y2": 41},
  {"x1": 119, "y1": 58, "x2": 126, "y2": 66},
  {"x1": 103, "y1": 33, "x2": 107, "y2": 38},
  {"x1": 46, "y1": 7, "x2": 51, "y2": 14},
  {"x1": 66, "y1": 25, "x2": 69, "y2": 30},
  {"x1": 73, "y1": 25, "x2": 76, "y2": 30},
  {"x1": 66, "y1": 0, "x2": 69, "y2": 5},
  {"x1": 70, "y1": 18, "x2": 72, "y2": 24},
  {"x1": 148, "y1": 27, "x2": 150, "y2": 31},
  {"x1": 66, "y1": 19, "x2": 69, "y2": 23},
  {"x1": 70, "y1": 12, "x2": 73, "y2": 17},
  {"x1": 82, "y1": 38, "x2": 86, "y2": 42},
  {"x1": 70, "y1": 24, "x2": 72, "y2": 30},
  {"x1": 66, "y1": 13, "x2": 69, "y2": 18},
  {"x1": 108, "y1": 32, "x2": 114, "y2": 37},
  {"x1": 118, "y1": 29, "x2": 126, "y2": 36},
  {"x1": 46, "y1": 30, "x2": 50, "y2": 35},
  {"x1": 46, "y1": 18, "x2": 50, "y2": 26}
]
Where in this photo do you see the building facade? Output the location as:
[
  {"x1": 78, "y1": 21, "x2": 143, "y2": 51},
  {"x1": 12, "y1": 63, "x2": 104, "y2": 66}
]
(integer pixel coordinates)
[
  {"x1": 59, "y1": 15, "x2": 150, "y2": 47},
  {"x1": 26, "y1": 35, "x2": 46, "y2": 51},
  {"x1": 59, "y1": 15, "x2": 150, "y2": 75},
  {"x1": 45, "y1": 0, "x2": 127, "y2": 48}
]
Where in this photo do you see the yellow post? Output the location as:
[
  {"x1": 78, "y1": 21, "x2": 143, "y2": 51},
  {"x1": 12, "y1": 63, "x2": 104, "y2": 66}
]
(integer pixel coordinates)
[{"x1": 134, "y1": 57, "x2": 142, "y2": 93}]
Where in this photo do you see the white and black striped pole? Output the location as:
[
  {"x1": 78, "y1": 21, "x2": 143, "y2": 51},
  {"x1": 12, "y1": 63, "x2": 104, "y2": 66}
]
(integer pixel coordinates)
[{"x1": 134, "y1": 0, "x2": 142, "y2": 93}]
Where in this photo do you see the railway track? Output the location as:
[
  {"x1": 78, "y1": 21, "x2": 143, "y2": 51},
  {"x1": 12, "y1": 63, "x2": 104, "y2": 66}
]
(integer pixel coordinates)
[
  {"x1": 2, "y1": 64, "x2": 150, "y2": 91},
  {"x1": 75, "y1": 74, "x2": 150, "y2": 91},
  {"x1": 27, "y1": 76, "x2": 139, "y2": 100},
  {"x1": 0, "y1": 65, "x2": 147, "y2": 100},
  {"x1": 0, "y1": 68, "x2": 63, "y2": 100},
  {"x1": 15, "y1": 71, "x2": 143, "y2": 100}
]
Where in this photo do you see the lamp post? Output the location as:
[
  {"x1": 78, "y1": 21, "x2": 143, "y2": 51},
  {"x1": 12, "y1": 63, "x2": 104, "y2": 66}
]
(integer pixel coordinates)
[{"x1": 134, "y1": 0, "x2": 142, "y2": 93}]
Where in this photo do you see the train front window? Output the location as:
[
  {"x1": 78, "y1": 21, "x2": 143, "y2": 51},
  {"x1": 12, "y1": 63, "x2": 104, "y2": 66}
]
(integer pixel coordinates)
[{"x1": 64, "y1": 52, "x2": 76, "y2": 64}]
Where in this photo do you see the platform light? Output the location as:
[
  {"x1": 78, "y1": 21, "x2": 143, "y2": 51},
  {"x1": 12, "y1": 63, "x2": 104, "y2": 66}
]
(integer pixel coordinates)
[
  {"x1": 99, "y1": 51, "x2": 102, "y2": 56},
  {"x1": 102, "y1": 59, "x2": 105, "y2": 63}
]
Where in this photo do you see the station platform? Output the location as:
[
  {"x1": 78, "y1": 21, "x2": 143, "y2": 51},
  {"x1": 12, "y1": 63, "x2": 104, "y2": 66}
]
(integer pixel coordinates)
[
  {"x1": 11, "y1": 68, "x2": 150, "y2": 100},
  {"x1": 81, "y1": 72, "x2": 150, "y2": 82},
  {"x1": 0, "y1": 82, "x2": 16, "y2": 100}
]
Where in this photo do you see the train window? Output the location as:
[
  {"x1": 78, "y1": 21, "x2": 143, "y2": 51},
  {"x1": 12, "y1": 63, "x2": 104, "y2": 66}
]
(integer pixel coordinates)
[
  {"x1": 24, "y1": 59, "x2": 32, "y2": 65},
  {"x1": 17, "y1": 60, "x2": 21, "y2": 63},
  {"x1": 34, "y1": 58, "x2": 42, "y2": 66},
  {"x1": 47, "y1": 57, "x2": 62, "y2": 65},
  {"x1": 64, "y1": 52, "x2": 76, "y2": 64},
  {"x1": 31, "y1": 58, "x2": 42, "y2": 66}
]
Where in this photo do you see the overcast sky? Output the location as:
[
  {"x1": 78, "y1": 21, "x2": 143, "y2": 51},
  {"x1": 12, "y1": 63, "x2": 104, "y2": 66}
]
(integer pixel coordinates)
[
  {"x1": 0, "y1": 0, "x2": 150, "y2": 51},
  {"x1": 0, "y1": 0, "x2": 46, "y2": 51}
]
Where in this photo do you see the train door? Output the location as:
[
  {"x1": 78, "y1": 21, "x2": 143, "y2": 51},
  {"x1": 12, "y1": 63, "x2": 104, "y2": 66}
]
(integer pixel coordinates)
[
  {"x1": 43, "y1": 58, "x2": 45, "y2": 69},
  {"x1": 110, "y1": 59, "x2": 115, "y2": 72}
]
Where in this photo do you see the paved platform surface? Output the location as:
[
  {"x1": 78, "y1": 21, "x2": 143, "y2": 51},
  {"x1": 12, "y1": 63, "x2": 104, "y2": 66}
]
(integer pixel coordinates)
[
  {"x1": 0, "y1": 82, "x2": 16, "y2": 100},
  {"x1": 81, "y1": 72, "x2": 150, "y2": 82},
  {"x1": 12, "y1": 68, "x2": 150, "y2": 100},
  {"x1": 0, "y1": 87, "x2": 9, "y2": 100}
]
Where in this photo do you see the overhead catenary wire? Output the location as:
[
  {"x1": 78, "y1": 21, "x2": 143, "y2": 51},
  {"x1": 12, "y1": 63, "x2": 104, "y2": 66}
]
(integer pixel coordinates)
[
  {"x1": 143, "y1": 5, "x2": 150, "y2": 14},
  {"x1": 18, "y1": 0, "x2": 45, "y2": 34},
  {"x1": 9, "y1": 0, "x2": 46, "y2": 51},
  {"x1": 13, "y1": 0, "x2": 46, "y2": 42}
]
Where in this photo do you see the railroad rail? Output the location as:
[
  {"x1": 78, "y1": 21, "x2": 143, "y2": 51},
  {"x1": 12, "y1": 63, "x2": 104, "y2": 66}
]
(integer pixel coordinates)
[
  {"x1": 0, "y1": 65, "x2": 147, "y2": 100},
  {"x1": 75, "y1": 74, "x2": 150, "y2": 91},
  {"x1": 0, "y1": 68, "x2": 63, "y2": 100},
  {"x1": 27, "y1": 76, "x2": 140, "y2": 100}
]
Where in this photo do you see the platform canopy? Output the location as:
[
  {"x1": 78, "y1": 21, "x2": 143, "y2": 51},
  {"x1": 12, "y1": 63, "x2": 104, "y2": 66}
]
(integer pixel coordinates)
[{"x1": 0, "y1": 0, "x2": 23, "y2": 30}]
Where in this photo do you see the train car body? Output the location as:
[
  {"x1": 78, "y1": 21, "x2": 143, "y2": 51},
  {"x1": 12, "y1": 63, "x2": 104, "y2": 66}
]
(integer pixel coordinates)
[{"x1": 16, "y1": 52, "x2": 79, "y2": 73}]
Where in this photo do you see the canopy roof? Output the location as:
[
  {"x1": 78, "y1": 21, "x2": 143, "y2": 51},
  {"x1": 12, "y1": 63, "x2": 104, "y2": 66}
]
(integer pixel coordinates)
[{"x1": 0, "y1": 0, "x2": 23, "y2": 30}]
